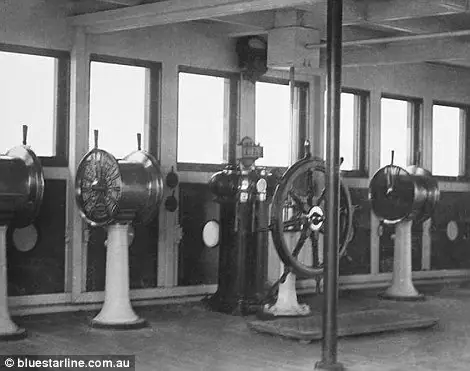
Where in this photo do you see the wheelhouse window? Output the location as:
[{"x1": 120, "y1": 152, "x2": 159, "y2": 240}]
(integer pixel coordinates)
[
  {"x1": 177, "y1": 69, "x2": 237, "y2": 168},
  {"x1": 432, "y1": 103, "x2": 466, "y2": 177},
  {"x1": 255, "y1": 80, "x2": 308, "y2": 168},
  {"x1": 89, "y1": 56, "x2": 159, "y2": 160},
  {"x1": 0, "y1": 45, "x2": 69, "y2": 166},
  {"x1": 380, "y1": 96, "x2": 421, "y2": 168},
  {"x1": 324, "y1": 89, "x2": 369, "y2": 174}
]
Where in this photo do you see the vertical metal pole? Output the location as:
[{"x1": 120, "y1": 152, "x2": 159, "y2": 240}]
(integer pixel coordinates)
[
  {"x1": 316, "y1": 0, "x2": 344, "y2": 370},
  {"x1": 289, "y1": 66, "x2": 296, "y2": 165}
]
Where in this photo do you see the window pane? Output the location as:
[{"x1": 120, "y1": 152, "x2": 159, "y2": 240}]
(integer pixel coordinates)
[
  {"x1": 380, "y1": 98, "x2": 409, "y2": 168},
  {"x1": 339, "y1": 93, "x2": 355, "y2": 170},
  {"x1": 89, "y1": 62, "x2": 147, "y2": 159},
  {"x1": 177, "y1": 73, "x2": 227, "y2": 164},
  {"x1": 323, "y1": 92, "x2": 359, "y2": 171},
  {"x1": 255, "y1": 82, "x2": 290, "y2": 167},
  {"x1": 432, "y1": 105, "x2": 461, "y2": 176},
  {"x1": 0, "y1": 51, "x2": 56, "y2": 156}
]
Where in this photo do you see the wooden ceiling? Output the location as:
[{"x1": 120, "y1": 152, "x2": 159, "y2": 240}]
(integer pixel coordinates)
[{"x1": 68, "y1": 0, "x2": 470, "y2": 69}]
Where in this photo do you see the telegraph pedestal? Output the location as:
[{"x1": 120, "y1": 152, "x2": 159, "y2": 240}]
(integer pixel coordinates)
[
  {"x1": 91, "y1": 224, "x2": 147, "y2": 329},
  {"x1": 369, "y1": 155, "x2": 439, "y2": 302},
  {"x1": 0, "y1": 125, "x2": 45, "y2": 340},
  {"x1": 0, "y1": 226, "x2": 26, "y2": 340},
  {"x1": 75, "y1": 131, "x2": 164, "y2": 330},
  {"x1": 381, "y1": 220, "x2": 424, "y2": 301}
]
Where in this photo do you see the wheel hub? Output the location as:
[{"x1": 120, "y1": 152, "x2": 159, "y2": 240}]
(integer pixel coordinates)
[{"x1": 307, "y1": 205, "x2": 324, "y2": 231}]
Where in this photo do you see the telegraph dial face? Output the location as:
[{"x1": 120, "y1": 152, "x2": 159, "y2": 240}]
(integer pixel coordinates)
[{"x1": 75, "y1": 149, "x2": 122, "y2": 226}]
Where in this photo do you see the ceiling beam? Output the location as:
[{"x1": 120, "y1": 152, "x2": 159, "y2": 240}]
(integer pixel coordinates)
[
  {"x1": 98, "y1": 0, "x2": 142, "y2": 6},
  {"x1": 359, "y1": 22, "x2": 417, "y2": 34},
  {"x1": 361, "y1": 0, "x2": 468, "y2": 24},
  {"x1": 294, "y1": 0, "x2": 364, "y2": 26},
  {"x1": 70, "y1": 0, "x2": 321, "y2": 34},
  {"x1": 190, "y1": 20, "x2": 267, "y2": 38},
  {"x1": 298, "y1": 0, "x2": 469, "y2": 30},
  {"x1": 209, "y1": 11, "x2": 274, "y2": 31},
  {"x1": 335, "y1": 38, "x2": 470, "y2": 67}
]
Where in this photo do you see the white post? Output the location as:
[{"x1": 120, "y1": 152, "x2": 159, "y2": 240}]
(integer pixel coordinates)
[
  {"x1": 0, "y1": 225, "x2": 26, "y2": 340},
  {"x1": 91, "y1": 224, "x2": 147, "y2": 329},
  {"x1": 263, "y1": 231, "x2": 311, "y2": 317},
  {"x1": 381, "y1": 220, "x2": 424, "y2": 300}
]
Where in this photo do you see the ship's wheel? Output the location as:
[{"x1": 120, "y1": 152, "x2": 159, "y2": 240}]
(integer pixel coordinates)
[
  {"x1": 270, "y1": 157, "x2": 354, "y2": 277},
  {"x1": 75, "y1": 140, "x2": 122, "y2": 227}
]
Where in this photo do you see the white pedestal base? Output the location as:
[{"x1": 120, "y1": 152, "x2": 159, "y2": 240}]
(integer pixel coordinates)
[
  {"x1": 0, "y1": 226, "x2": 27, "y2": 340},
  {"x1": 381, "y1": 220, "x2": 424, "y2": 301},
  {"x1": 263, "y1": 263, "x2": 311, "y2": 317},
  {"x1": 91, "y1": 224, "x2": 147, "y2": 330}
]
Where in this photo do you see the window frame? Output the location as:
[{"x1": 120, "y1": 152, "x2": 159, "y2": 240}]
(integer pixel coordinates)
[
  {"x1": 380, "y1": 93, "x2": 422, "y2": 169},
  {"x1": 176, "y1": 66, "x2": 240, "y2": 173},
  {"x1": 339, "y1": 87, "x2": 370, "y2": 178},
  {"x1": 88, "y1": 54, "x2": 162, "y2": 161},
  {"x1": 431, "y1": 100, "x2": 469, "y2": 181},
  {"x1": 0, "y1": 43, "x2": 70, "y2": 167},
  {"x1": 255, "y1": 76, "x2": 309, "y2": 171}
]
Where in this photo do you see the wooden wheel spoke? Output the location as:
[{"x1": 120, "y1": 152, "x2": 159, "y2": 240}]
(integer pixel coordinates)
[
  {"x1": 291, "y1": 225, "x2": 311, "y2": 258},
  {"x1": 306, "y1": 170, "x2": 315, "y2": 206},
  {"x1": 316, "y1": 188, "x2": 326, "y2": 206},
  {"x1": 288, "y1": 189, "x2": 304, "y2": 206},
  {"x1": 309, "y1": 232, "x2": 320, "y2": 267},
  {"x1": 283, "y1": 217, "x2": 302, "y2": 230}
]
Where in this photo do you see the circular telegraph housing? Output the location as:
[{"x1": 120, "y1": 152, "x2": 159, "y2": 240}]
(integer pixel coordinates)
[
  {"x1": 121, "y1": 149, "x2": 164, "y2": 224},
  {"x1": 75, "y1": 148, "x2": 121, "y2": 227},
  {"x1": 75, "y1": 132, "x2": 164, "y2": 227},
  {"x1": 369, "y1": 164, "x2": 439, "y2": 224},
  {"x1": 0, "y1": 126, "x2": 44, "y2": 228}
]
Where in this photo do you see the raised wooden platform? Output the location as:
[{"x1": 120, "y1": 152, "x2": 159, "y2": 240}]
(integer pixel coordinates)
[
  {"x1": 1, "y1": 286, "x2": 469, "y2": 370},
  {"x1": 247, "y1": 308, "x2": 438, "y2": 341}
]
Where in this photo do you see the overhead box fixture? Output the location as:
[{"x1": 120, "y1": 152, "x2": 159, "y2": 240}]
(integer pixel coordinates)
[{"x1": 267, "y1": 26, "x2": 320, "y2": 73}]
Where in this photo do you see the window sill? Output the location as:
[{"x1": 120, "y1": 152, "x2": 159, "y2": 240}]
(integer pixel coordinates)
[
  {"x1": 40, "y1": 157, "x2": 68, "y2": 168},
  {"x1": 177, "y1": 163, "x2": 227, "y2": 173}
]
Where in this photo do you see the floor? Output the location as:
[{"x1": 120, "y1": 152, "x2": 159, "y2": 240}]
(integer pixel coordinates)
[{"x1": 3, "y1": 284, "x2": 470, "y2": 371}]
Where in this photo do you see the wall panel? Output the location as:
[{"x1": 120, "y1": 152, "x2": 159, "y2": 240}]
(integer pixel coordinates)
[
  {"x1": 178, "y1": 183, "x2": 219, "y2": 286},
  {"x1": 430, "y1": 192, "x2": 470, "y2": 270},
  {"x1": 340, "y1": 187, "x2": 371, "y2": 275},
  {"x1": 7, "y1": 179, "x2": 66, "y2": 296}
]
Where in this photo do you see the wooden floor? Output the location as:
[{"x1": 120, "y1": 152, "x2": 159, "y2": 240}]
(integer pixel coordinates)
[{"x1": 3, "y1": 285, "x2": 470, "y2": 371}]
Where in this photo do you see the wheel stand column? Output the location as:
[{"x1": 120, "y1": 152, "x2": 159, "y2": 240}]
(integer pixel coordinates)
[{"x1": 316, "y1": 0, "x2": 344, "y2": 369}]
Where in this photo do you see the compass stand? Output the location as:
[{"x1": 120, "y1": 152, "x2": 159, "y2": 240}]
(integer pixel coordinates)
[
  {"x1": 91, "y1": 224, "x2": 147, "y2": 329},
  {"x1": 380, "y1": 220, "x2": 424, "y2": 301},
  {"x1": 0, "y1": 226, "x2": 26, "y2": 340}
]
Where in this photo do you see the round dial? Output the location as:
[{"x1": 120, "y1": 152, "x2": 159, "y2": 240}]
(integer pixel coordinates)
[{"x1": 75, "y1": 149, "x2": 122, "y2": 226}]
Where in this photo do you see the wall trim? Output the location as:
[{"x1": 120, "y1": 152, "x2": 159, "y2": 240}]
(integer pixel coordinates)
[
  {"x1": 9, "y1": 285, "x2": 217, "y2": 316},
  {"x1": 297, "y1": 269, "x2": 470, "y2": 292},
  {"x1": 8, "y1": 271, "x2": 470, "y2": 316}
]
